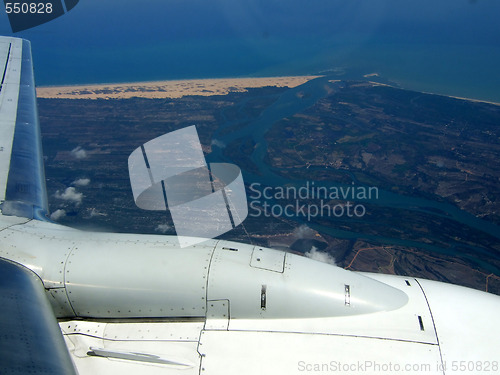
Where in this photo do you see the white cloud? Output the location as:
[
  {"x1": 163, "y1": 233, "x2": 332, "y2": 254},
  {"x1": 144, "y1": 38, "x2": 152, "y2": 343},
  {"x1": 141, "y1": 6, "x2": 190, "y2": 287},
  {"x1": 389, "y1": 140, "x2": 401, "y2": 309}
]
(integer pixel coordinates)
[
  {"x1": 50, "y1": 209, "x2": 66, "y2": 221},
  {"x1": 55, "y1": 187, "x2": 83, "y2": 204},
  {"x1": 155, "y1": 224, "x2": 172, "y2": 234},
  {"x1": 211, "y1": 139, "x2": 225, "y2": 148},
  {"x1": 293, "y1": 224, "x2": 315, "y2": 239},
  {"x1": 305, "y1": 247, "x2": 337, "y2": 265},
  {"x1": 72, "y1": 178, "x2": 90, "y2": 187},
  {"x1": 71, "y1": 146, "x2": 87, "y2": 159}
]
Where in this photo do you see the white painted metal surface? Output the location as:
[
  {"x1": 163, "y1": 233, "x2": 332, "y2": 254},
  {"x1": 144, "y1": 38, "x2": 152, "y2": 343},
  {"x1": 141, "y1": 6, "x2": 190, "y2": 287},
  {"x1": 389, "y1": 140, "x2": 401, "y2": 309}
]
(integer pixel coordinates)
[
  {"x1": 0, "y1": 37, "x2": 22, "y2": 202},
  {"x1": 417, "y1": 278, "x2": 500, "y2": 374},
  {"x1": 227, "y1": 274, "x2": 437, "y2": 344},
  {"x1": 208, "y1": 240, "x2": 408, "y2": 320},
  {"x1": 198, "y1": 330, "x2": 443, "y2": 375},
  {"x1": 1, "y1": 218, "x2": 499, "y2": 374},
  {"x1": 62, "y1": 321, "x2": 203, "y2": 375},
  {"x1": 65, "y1": 239, "x2": 213, "y2": 318}
]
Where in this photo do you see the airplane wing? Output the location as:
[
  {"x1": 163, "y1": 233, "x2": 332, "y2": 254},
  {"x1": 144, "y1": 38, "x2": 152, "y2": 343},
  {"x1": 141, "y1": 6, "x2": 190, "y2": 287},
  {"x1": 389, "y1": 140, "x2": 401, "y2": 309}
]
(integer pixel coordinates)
[
  {"x1": 0, "y1": 36, "x2": 49, "y2": 221},
  {"x1": 0, "y1": 37, "x2": 75, "y2": 373}
]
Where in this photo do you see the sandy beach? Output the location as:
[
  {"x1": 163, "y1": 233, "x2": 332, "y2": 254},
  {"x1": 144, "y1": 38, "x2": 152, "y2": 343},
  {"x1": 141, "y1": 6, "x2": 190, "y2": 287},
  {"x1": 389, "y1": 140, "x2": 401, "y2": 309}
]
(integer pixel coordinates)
[
  {"x1": 367, "y1": 81, "x2": 500, "y2": 107},
  {"x1": 36, "y1": 76, "x2": 320, "y2": 100}
]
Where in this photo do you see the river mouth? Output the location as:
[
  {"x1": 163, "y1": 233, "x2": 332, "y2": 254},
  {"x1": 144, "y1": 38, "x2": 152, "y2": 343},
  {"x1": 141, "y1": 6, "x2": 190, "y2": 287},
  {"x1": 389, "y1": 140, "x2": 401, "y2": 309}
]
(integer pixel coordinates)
[{"x1": 209, "y1": 77, "x2": 500, "y2": 278}]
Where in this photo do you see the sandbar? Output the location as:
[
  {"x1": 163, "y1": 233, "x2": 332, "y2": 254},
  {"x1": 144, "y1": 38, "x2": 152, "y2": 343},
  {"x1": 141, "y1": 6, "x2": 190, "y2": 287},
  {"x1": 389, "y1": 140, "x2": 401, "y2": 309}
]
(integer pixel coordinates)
[{"x1": 36, "y1": 76, "x2": 320, "y2": 100}]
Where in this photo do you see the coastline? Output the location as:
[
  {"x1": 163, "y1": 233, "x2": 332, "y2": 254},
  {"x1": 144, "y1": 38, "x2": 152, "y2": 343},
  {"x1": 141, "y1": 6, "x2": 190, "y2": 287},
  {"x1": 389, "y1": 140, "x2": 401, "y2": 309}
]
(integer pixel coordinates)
[
  {"x1": 36, "y1": 76, "x2": 320, "y2": 100},
  {"x1": 37, "y1": 75, "x2": 500, "y2": 107},
  {"x1": 367, "y1": 81, "x2": 500, "y2": 107}
]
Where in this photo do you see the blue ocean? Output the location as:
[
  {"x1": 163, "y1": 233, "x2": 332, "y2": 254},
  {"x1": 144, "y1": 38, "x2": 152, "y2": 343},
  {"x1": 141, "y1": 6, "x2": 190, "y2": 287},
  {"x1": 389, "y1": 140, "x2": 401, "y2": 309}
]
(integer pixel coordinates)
[{"x1": 1, "y1": 0, "x2": 499, "y2": 102}]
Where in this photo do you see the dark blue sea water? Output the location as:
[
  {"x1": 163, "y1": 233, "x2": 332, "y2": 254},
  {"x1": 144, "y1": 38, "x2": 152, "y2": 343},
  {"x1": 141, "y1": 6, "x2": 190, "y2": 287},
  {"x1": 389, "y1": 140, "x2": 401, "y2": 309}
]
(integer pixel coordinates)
[{"x1": 1, "y1": 0, "x2": 499, "y2": 101}]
